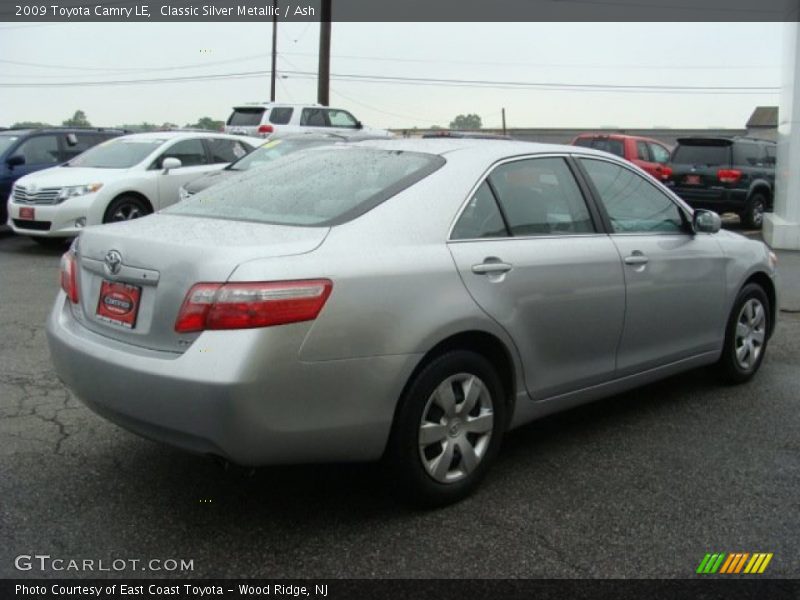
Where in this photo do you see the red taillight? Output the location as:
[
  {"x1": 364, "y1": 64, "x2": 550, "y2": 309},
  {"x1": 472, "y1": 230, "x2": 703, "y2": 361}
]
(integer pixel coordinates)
[
  {"x1": 257, "y1": 124, "x2": 274, "y2": 135},
  {"x1": 60, "y1": 251, "x2": 79, "y2": 304},
  {"x1": 656, "y1": 165, "x2": 673, "y2": 180},
  {"x1": 174, "y1": 279, "x2": 333, "y2": 333},
  {"x1": 717, "y1": 169, "x2": 742, "y2": 184}
]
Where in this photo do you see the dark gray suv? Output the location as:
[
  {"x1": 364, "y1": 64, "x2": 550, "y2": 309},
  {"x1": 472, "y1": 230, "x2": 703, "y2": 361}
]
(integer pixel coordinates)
[{"x1": 664, "y1": 137, "x2": 775, "y2": 229}]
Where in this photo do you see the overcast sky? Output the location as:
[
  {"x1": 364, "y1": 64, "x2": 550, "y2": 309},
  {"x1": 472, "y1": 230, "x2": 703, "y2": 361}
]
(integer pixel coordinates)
[{"x1": 0, "y1": 22, "x2": 784, "y2": 130}]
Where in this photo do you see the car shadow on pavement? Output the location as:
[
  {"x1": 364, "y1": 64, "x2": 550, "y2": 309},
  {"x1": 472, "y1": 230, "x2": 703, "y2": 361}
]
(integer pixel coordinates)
[{"x1": 74, "y1": 365, "x2": 722, "y2": 522}]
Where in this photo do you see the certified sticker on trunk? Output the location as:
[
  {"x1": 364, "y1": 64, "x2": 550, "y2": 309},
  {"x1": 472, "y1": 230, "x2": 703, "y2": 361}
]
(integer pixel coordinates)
[{"x1": 96, "y1": 280, "x2": 141, "y2": 329}]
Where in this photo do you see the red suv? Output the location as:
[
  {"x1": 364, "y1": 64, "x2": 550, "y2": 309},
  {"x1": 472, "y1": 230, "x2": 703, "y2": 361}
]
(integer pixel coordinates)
[{"x1": 571, "y1": 133, "x2": 672, "y2": 180}]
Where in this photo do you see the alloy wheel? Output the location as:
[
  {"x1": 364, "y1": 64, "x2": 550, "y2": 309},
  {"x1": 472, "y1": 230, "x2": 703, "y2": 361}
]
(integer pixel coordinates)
[
  {"x1": 111, "y1": 203, "x2": 144, "y2": 221},
  {"x1": 735, "y1": 298, "x2": 766, "y2": 371},
  {"x1": 418, "y1": 373, "x2": 494, "y2": 484}
]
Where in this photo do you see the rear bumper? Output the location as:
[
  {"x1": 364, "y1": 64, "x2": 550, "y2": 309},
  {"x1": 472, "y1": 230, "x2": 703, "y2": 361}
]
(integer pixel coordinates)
[
  {"x1": 46, "y1": 293, "x2": 421, "y2": 465},
  {"x1": 669, "y1": 187, "x2": 748, "y2": 212}
]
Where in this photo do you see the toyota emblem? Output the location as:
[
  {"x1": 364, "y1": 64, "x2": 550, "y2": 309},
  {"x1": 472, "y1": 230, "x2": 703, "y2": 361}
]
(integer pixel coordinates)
[{"x1": 104, "y1": 250, "x2": 123, "y2": 276}]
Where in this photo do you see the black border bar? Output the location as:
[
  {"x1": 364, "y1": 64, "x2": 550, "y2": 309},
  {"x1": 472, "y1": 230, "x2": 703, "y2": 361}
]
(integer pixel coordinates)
[{"x1": 1, "y1": 0, "x2": 799, "y2": 22}]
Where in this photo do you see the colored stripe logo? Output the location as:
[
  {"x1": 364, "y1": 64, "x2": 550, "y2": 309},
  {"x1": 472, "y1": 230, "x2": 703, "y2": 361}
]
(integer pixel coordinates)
[{"x1": 696, "y1": 552, "x2": 773, "y2": 574}]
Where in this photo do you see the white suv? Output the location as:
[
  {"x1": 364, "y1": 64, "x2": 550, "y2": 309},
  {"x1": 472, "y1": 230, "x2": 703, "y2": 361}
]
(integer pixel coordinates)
[
  {"x1": 7, "y1": 131, "x2": 260, "y2": 242},
  {"x1": 224, "y1": 103, "x2": 392, "y2": 139}
]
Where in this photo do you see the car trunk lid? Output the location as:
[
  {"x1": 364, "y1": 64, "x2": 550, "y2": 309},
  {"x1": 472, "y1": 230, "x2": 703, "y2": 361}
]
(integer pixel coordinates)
[{"x1": 71, "y1": 214, "x2": 329, "y2": 353}]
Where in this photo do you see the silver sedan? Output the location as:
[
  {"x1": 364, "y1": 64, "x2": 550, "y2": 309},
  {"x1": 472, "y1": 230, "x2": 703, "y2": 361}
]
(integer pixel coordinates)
[{"x1": 46, "y1": 139, "x2": 778, "y2": 505}]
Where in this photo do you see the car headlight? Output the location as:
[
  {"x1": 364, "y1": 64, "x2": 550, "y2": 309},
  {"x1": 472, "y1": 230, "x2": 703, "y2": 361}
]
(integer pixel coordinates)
[{"x1": 57, "y1": 183, "x2": 103, "y2": 201}]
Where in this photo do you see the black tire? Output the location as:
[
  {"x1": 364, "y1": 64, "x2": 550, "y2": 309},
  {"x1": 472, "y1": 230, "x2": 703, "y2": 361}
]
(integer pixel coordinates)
[
  {"x1": 30, "y1": 236, "x2": 69, "y2": 249},
  {"x1": 103, "y1": 195, "x2": 151, "y2": 224},
  {"x1": 741, "y1": 193, "x2": 767, "y2": 230},
  {"x1": 717, "y1": 283, "x2": 770, "y2": 384},
  {"x1": 385, "y1": 350, "x2": 507, "y2": 507}
]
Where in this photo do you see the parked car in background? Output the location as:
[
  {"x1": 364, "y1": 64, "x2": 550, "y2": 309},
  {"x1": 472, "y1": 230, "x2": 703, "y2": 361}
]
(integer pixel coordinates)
[
  {"x1": 422, "y1": 131, "x2": 515, "y2": 140},
  {"x1": 1, "y1": 127, "x2": 124, "y2": 227},
  {"x1": 662, "y1": 137, "x2": 776, "y2": 229},
  {"x1": 571, "y1": 133, "x2": 672, "y2": 179},
  {"x1": 224, "y1": 102, "x2": 393, "y2": 139},
  {"x1": 180, "y1": 132, "x2": 386, "y2": 199},
  {"x1": 48, "y1": 139, "x2": 777, "y2": 506},
  {"x1": 7, "y1": 131, "x2": 260, "y2": 244}
]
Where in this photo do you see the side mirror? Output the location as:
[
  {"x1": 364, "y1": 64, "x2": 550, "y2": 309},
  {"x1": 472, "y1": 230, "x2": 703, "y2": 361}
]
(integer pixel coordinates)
[
  {"x1": 162, "y1": 157, "x2": 182, "y2": 173},
  {"x1": 355, "y1": 121, "x2": 363, "y2": 130},
  {"x1": 66, "y1": 133, "x2": 78, "y2": 147},
  {"x1": 693, "y1": 209, "x2": 721, "y2": 234},
  {"x1": 7, "y1": 154, "x2": 25, "y2": 168}
]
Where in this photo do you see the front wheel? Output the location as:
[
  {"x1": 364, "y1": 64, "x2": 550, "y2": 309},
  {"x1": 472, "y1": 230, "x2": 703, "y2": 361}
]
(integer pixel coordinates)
[
  {"x1": 103, "y1": 195, "x2": 151, "y2": 224},
  {"x1": 716, "y1": 283, "x2": 770, "y2": 384},
  {"x1": 386, "y1": 350, "x2": 507, "y2": 507}
]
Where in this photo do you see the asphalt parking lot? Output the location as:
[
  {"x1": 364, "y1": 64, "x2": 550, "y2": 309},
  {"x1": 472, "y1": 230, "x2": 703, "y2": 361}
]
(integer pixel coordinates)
[{"x1": 1, "y1": 227, "x2": 798, "y2": 579}]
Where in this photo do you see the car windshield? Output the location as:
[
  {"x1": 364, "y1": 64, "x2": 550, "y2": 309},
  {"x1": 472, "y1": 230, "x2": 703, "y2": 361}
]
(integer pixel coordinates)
[
  {"x1": 0, "y1": 135, "x2": 20, "y2": 156},
  {"x1": 574, "y1": 138, "x2": 625, "y2": 157},
  {"x1": 228, "y1": 138, "x2": 337, "y2": 171},
  {"x1": 672, "y1": 143, "x2": 730, "y2": 166},
  {"x1": 66, "y1": 138, "x2": 164, "y2": 168},
  {"x1": 166, "y1": 147, "x2": 445, "y2": 226}
]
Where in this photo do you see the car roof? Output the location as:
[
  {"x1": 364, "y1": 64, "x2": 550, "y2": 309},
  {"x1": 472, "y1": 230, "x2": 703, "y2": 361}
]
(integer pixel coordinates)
[
  {"x1": 352, "y1": 137, "x2": 618, "y2": 162},
  {"x1": 115, "y1": 131, "x2": 258, "y2": 142}
]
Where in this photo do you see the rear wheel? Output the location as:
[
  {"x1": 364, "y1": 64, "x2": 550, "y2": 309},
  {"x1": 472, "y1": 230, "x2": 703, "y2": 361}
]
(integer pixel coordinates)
[
  {"x1": 103, "y1": 195, "x2": 151, "y2": 224},
  {"x1": 386, "y1": 350, "x2": 507, "y2": 506},
  {"x1": 741, "y1": 193, "x2": 767, "y2": 229},
  {"x1": 717, "y1": 283, "x2": 770, "y2": 384}
]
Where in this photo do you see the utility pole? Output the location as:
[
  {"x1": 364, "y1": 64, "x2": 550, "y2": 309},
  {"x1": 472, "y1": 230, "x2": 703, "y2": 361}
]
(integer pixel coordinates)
[
  {"x1": 270, "y1": 0, "x2": 277, "y2": 101},
  {"x1": 501, "y1": 108, "x2": 507, "y2": 136},
  {"x1": 317, "y1": 0, "x2": 332, "y2": 106}
]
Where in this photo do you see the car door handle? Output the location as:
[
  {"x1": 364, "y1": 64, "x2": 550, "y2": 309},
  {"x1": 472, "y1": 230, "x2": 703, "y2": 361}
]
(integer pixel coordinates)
[
  {"x1": 472, "y1": 260, "x2": 513, "y2": 274},
  {"x1": 624, "y1": 254, "x2": 649, "y2": 266}
]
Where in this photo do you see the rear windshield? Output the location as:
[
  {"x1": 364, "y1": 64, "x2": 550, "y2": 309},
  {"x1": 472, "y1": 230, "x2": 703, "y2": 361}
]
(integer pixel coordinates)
[
  {"x1": 229, "y1": 138, "x2": 337, "y2": 171},
  {"x1": 166, "y1": 147, "x2": 445, "y2": 226},
  {"x1": 573, "y1": 138, "x2": 624, "y2": 158},
  {"x1": 672, "y1": 143, "x2": 731, "y2": 167},
  {"x1": 66, "y1": 138, "x2": 164, "y2": 168},
  {"x1": 227, "y1": 108, "x2": 265, "y2": 127}
]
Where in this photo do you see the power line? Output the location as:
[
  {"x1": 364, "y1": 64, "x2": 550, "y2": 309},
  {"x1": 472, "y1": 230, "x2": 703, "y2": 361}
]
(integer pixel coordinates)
[
  {"x1": 0, "y1": 52, "x2": 780, "y2": 74},
  {"x1": 0, "y1": 68, "x2": 780, "y2": 94}
]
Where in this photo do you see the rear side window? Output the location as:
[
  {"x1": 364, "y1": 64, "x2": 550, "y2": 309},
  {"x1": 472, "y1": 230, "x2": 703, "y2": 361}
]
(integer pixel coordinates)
[
  {"x1": 574, "y1": 137, "x2": 624, "y2": 158},
  {"x1": 165, "y1": 147, "x2": 445, "y2": 226},
  {"x1": 227, "y1": 108, "x2": 265, "y2": 127},
  {"x1": 733, "y1": 142, "x2": 764, "y2": 167},
  {"x1": 301, "y1": 108, "x2": 328, "y2": 127},
  {"x1": 636, "y1": 141, "x2": 650, "y2": 161},
  {"x1": 765, "y1": 144, "x2": 776, "y2": 166},
  {"x1": 269, "y1": 107, "x2": 294, "y2": 125},
  {"x1": 451, "y1": 181, "x2": 508, "y2": 240},
  {"x1": 61, "y1": 132, "x2": 106, "y2": 160},
  {"x1": 207, "y1": 138, "x2": 251, "y2": 163},
  {"x1": 158, "y1": 139, "x2": 208, "y2": 167},
  {"x1": 672, "y1": 143, "x2": 730, "y2": 166},
  {"x1": 488, "y1": 158, "x2": 594, "y2": 236},
  {"x1": 580, "y1": 158, "x2": 684, "y2": 233}
]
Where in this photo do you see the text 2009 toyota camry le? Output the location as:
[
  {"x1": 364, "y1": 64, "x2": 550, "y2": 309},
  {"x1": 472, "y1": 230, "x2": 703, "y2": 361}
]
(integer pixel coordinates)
[{"x1": 47, "y1": 139, "x2": 778, "y2": 505}]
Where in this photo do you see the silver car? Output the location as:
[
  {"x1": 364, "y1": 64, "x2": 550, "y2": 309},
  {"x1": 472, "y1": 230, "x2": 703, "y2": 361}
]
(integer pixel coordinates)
[{"x1": 47, "y1": 140, "x2": 778, "y2": 505}]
